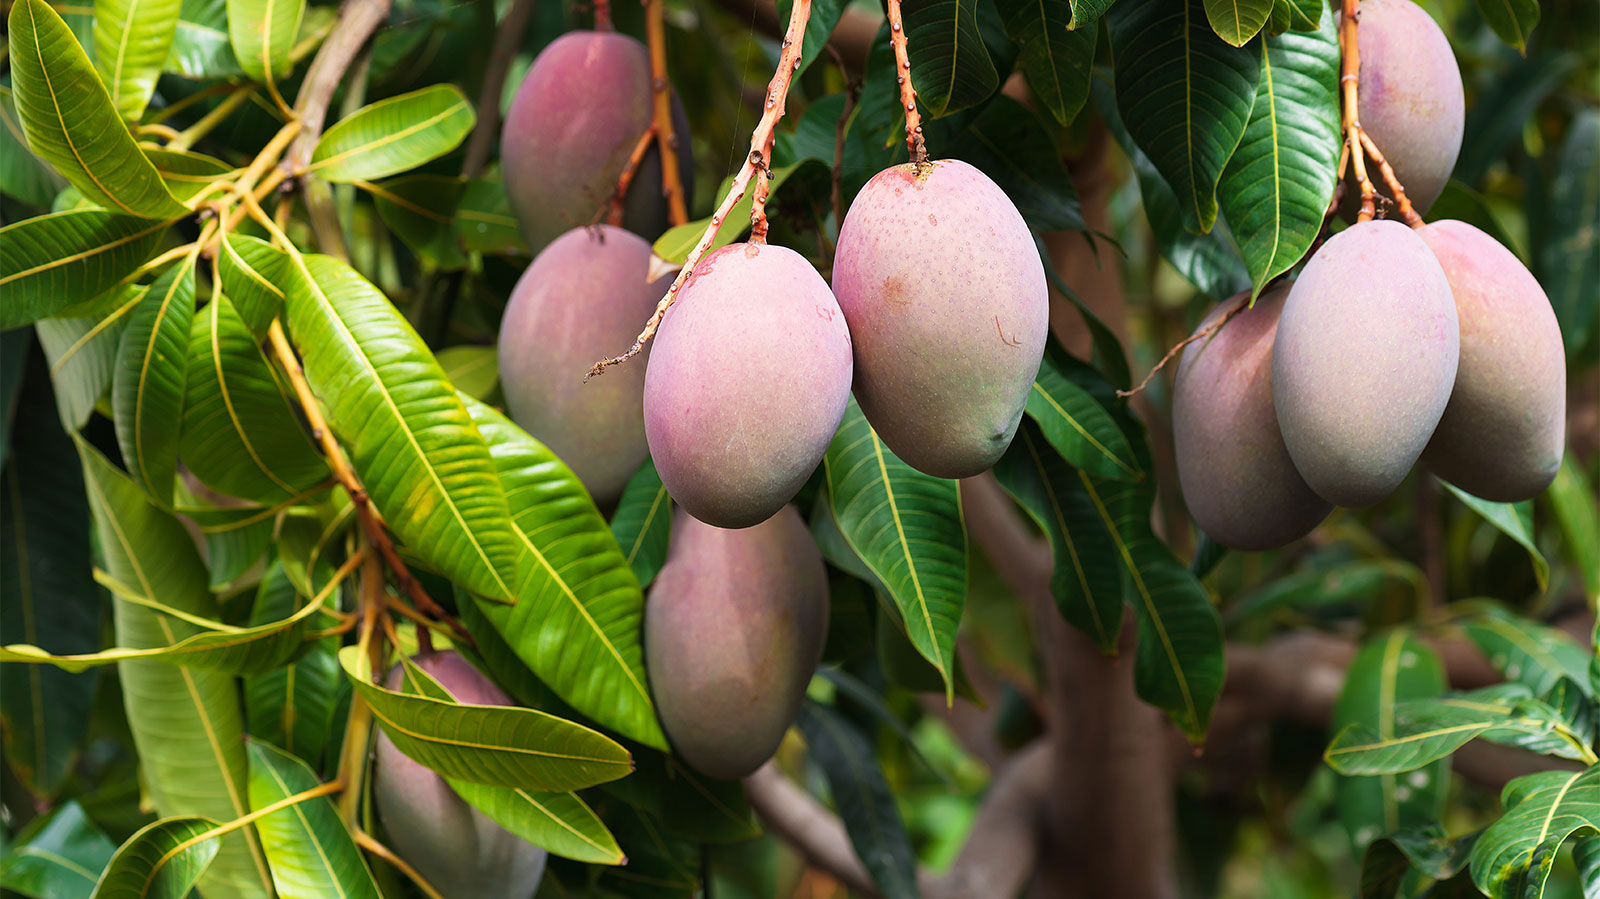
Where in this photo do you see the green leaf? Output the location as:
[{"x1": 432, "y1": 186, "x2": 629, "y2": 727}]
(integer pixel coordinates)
[
  {"x1": 994, "y1": 0, "x2": 1096, "y2": 126},
  {"x1": 1272, "y1": 0, "x2": 1321, "y2": 31},
  {"x1": 447, "y1": 779, "x2": 625, "y2": 864},
  {"x1": 308, "y1": 85, "x2": 475, "y2": 183},
  {"x1": 165, "y1": 0, "x2": 243, "y2": 79},
  {"x1": 1575, "y1": 835, "x2": 1600, "y2": 899},
  {"x1": 1, "y1": 366, "x2": 101, "y2": 798},
  {"x1": 93, "y1": 0, "x2": 180, "y2": 121},
  {"x1": 0, "y1": 212, "x2": 169, "y2": 330},
  {"x1": 1440, "y1": 480, "x2": 1549, "y2": 591},
  {"x1": 776, "y1": 0, "x2": 846, "y2": 79},
  {"x1": 795, "y1": 702, "x2": 920, "y2": 899},
  {"x1": 76, "y1": 439, "x2": 272, "y2": 897},
  {"x1": 1204, "y1": 0, "x2": 1273, "y2": 44},
  {"x1": 283, "y1": 251, "x2": 520, "y2": 602},
  {"x1": 814, "y1": 668, "x2": 953, "y2": 785},
  {"x1": 364, "y1": 175, "x2": 468, "y2": 270},
  {"x1": 144, "y1": 148, "x2": 235, "y2": 203},
  {"x1": 454, "y1": 179, "x2": 525, "y2": 255},
  {"x1": 0, "y1": 802, "x2": 116, "y2": 899},
  {"x1": 245, "y1": 563, "x2": 344, "y2": 768},
  {"x1": 1216, "y1": 11, "x2": 1341, "y2": 299},
  {"x1": 1025, "y1": 345, "x2": 1140, "y2": 480},
  {"x1": 90, "y1": 817, "x2": 221, "y2": 899},
  {"x1": 178, "y1": 496, "x2": 278, "y2": 589},
  {"x1": 1067, "y1": 0, "x2": 1115, "y2": 27},
  {"x1": 0, "y1": 86, "x2": 67, "y2": 207},
  {"x1": 460, "y1": 394, "x2": 666, "y2": 751},
  {"x1": 1457, "y1": 51, "x2": 1575, "y2": 186},
  {"x1": 246, "y1": 739, "x2": 381, "y2": 898},
  {"x1": 1470, "y1": 767, "x2": 1600, "y2": 899},
  {"x1": 1548, "y1": 456, "x2": 1600, "y2": 606},
  {"x1": 656, "y1": 756, "x2": 762, "y2": 844},
  {"x1": 180, "y1": 293, "x2": 329, "y2": 504},
  {"x1": 1358, "y1": 825, "x2": 1478, "y2": 899},
  {"x1": 993, "y1": 419, "x2": 1122, "y2": 652},
  {"x1": 338, "y1": 646, "x2": 634, "y2": 792},
  {"x1": 1460, "y1": 604, "x2": 1595, "y2": 698},
  {"x1": 1474, "y1": 0, "x2": 1539, "y2": 51},
  {"x1": 903, "y1": 0, "x2": 1001, "y2": 117},
  {"x1": 1332, "y1": 630, "x2": 1448, "y2": 851},
  {"x1": 436, "y1": 345, "x2": 499, "y2": 401},
  {"x1": 652, "y1": 163, "x2": 806, "y2": 265},
  {"x1": 1539, "y1": 109, "x2": 1598, "y2": 357},
  {"x1": 35, "y1": 292, "x2": 141, "y2": 430},
  {"x1": 112, "y1": 259, "x2": 195, "y2": 506},
  {"x1": 217, "y1": 232, "x2": 290, "y2": 338},
  {"x1": 945, "y1": 96, "x2": 1086, "y2": 232},
  {"x1": 609, "y1": 458, "x2": 672, "y2": 588},
  {"x1": 824, "y1": 398, "x2": 967, "y2": 702},
  {"x1": 228, "y1": 0, "x2": 305, "y2": 86},
  {"x1": 1107, "y1": 0, "x2": 1262, "y2": 233},
  {"x1": 7, "y1": 0, "x2": 188, "y2": 218}
]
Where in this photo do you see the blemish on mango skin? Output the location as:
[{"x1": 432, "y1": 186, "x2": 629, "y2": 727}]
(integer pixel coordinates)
[
  {"x1": 928, "y1": 213, "x2": 938, "y2": 226},
  {"x1": 743, "y1": 243, "x2": 761, "y2": 259}
]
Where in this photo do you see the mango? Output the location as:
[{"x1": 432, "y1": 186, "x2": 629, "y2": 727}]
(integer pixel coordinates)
[
  {"x1": 643, "y1": 242, "x2": 853, "y2": 529},
  {"x1": 498, "y1": 225, "x2": 670, "y2": 504},
  {"x1": 645, "y1": 506, "x2": 829, "y2": 779},
  {"x1": 831, "y1": 160, "x2": 1048, "y2": 478},
  {"x1": 501, "y1": 31, "x2": 693, "y2": 251},
  {"x1": 1173, "y1": 285, "x2": 1331, "y2": 550},
  {"x1": 1418, "y1": 221, "x2": 1565, "y2": 501},
  {"x1": 1340, "y1": 0, "x2": 1463, "y2": 216},
  {"x1": 374, "y1": 652, "x2": 547, "y2": 899},
  {"x1": 1273, "y1": 220, "x2": 1459, "y2": 507}
]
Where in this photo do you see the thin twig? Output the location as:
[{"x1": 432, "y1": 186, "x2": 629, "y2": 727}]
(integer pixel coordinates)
[
  {"x1": 1357, "y1": 129, "x2": 1422, "y2": 227},
  {"x1": 462, "y1": 0, "x2": 537, "y2": 178},
  {"x1": 355, "y1": 830, "x2": 447, "y2": 899},
  {"x1": 601, "y1": 126, "x2": 658, "y2": 226},
  {"x1": 1116, "y1": 301, "x2": 1247, "y2": 399},
  {"x1": 885, "y1": 0, "x2": 927, "y2": 165},
  {"x1": 586, "y1": 0, "x2": 814, "y2": 381},
  {"x1": 168, "y1": 85, "x2": 258, "y2": 152},
  {"x1": 288, "y1": 0, "x2": 393, "y2": 171},
  {"x1": 645, "y1": 0, "x2": 689, "y2": 226},
  {"x1": 593, "y1": 0, "x2": 612, "y2": 30},
  {"x1": 827, "y1": 48, "x2": 858, "y2": 232}
]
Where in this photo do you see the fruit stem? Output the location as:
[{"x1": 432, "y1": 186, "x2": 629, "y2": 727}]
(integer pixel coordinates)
[
  {"x1": 354, "y1": 830, "x2": 447, "y2": 899},
  {"x1": 1338, "y1": 0, "x2": 1423, "y2": 228},
  {"x1": 645, "y1": 0, "x2": 690, "y2": 226},
  {"x1": 585, "y1": 0, "x2": 813, "y2": 382},
  {"x1": 1116, "y1": 300, "x2": 1248, "y2": 399},
  {"x1": 594, "y1": 0, "x2": 613, "y2": 31},
  {"x1": 601, "y1": 126, "x2": 659, "y2": 227},
  {"x1": 886, "y1": 0, "x2": 928, "y2": 166}
]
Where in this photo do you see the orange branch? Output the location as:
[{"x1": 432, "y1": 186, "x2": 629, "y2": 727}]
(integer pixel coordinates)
[
  {"x1": 886, "y1": 0, "x2": 927, "y2": 165},
  {"x1": 601, "y1": 126, "x2": 658, "y2": 227},
  {"x1": 645, "y1": 0, "x2": 689, "y2": 226}
]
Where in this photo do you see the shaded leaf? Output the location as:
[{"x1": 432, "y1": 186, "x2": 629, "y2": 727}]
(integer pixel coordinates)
[
  {"x1": 1025, "y1": 344, "x2": 1140, "y2": 480},
  {"x1": 1461, "y1": 603, "x2": 1595, "y2": 699},
  {"x1": 246, "y1": 739, "x2": 381, "y2": 898},
  {"x1": 609, "y1": 457, "x2": 672, "y2": 588},
  {"x1": 365, "y1": 175, "x2": 468, "y2": 270},
  {"x1": 1470, "y1": 767, "x2": 1600, "y2": 899},
  {"x1": 245, "y1": 563, "x2": 344, "y2": 768},
  {"x1": 1441, "y1": 481, "x2": 1549, "y2": 591},
  {"x1": 436, "y1": 345, "x2": 499, "y2": 401},
  {"x1": 0, "y1": 212, "x2": 169, "y2": 330},
  {"x1": 1547, "y1": 455, "x2": 1600, "y2": 606},
  {"x1": 995, "y1": 0, "x2": 1096, "y2": 125},
  {"x1": 945, "y1": 96, "x2": 1086, "y2": 231},
  {"x1": 1474, "y1": 0, "x2": 1539, "y2": 51},
  {"x1": 35, "y1": 290, "x2": 141, "y2": 430},
  {"x1": 448, "y1": 779, "x2": 625, "y2": 864},
  {"x1": 112, "y1": 259, "x2": 195, "y2": 506},
  {"x1": 777, "y1": 0, "x2": 846, "y2": 79},
  {"x1": 94, "y1": 0, "x2": 180, "y2": 121},
  {"x1": 0, "y1": 86, "x2": 67, "y2": 207},
  {"x1": 455, "y1": 179, "x2": 526, "y2": 255},
  {"x1": 1204, "y1": 0, "x2": 1273, "y2": 45},
  {"x1": 90, "y1": 817, "x2": 219, "y2": 899},
  {"x1": 144, "y1": 148, "x2": 235, "y2": 203},
  {"x1": 165, "y1": 0, "x2": 243, "y2": 79},
  {"x1": 309, "y1": 85, "x2": 475, "y2": 183},
  {"x1": 903, "y1": 0, "x2": 1001, "y2": 117},
  {"x1": 653, "y1": 163, "x2": 807, "y2": 264},
  {"x1": 218, "y1": 232, "x2": 290, "y2": 338},
  {"x1": 1539, "y1": 109, "x2": 1599, "y2": 356},
  {"x1": 0, "y1": 802, "x2": 116, "y2": 899},
  {"x1": 1272, "y1": 0, "x2": 1320, "y2": 31}
]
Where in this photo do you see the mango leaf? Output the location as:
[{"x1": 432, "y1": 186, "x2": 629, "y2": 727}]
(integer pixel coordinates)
[
  {"x1": 338, "y1": 645, "x2": 634, "y2": 792},
  {"x1": 1547, "y1": 456, "x2": 1600, "y2": 606},
  {"x1": 1204, "y1": 0, "x2": 1273, "y2": 44},
  {"x1": 180, "y1": 293, "x2": 329, "y2": 504},
  {"x1": 35, "y1": 289, "x2": 142, "y2": 429},
  {"x1": 178, "y1": 497, "x2": 279, "y2": 589},
  {"x1": 0, "y1": 212, "x2": 169, "y2": 330},
  {"x1": 245, "y1": 563, "x2": 344, "y2": 768},
  {"x1": 90, "y1": 817, "x2": 221, "y2": 899},
  {"x1": 1474, "y1": 0, "x2": 1539, "y2": 51},
  {"x1": 1539, "y1": 109, "x2": 1597, "y2": 356},
  {"x1": 945, "y1": 96, "x2": 1086, "y2": 232},
  {"x1": 77, "y1": 439, "x2": 271, "y2": 897},
  {"x1": 454, "y1": 179, "x2": 525, "y2": 255},
  {"x1": 815, "y1": 668, "x2": 952, "y2": 785},
  {"x1": 1107, "y1": 0, "x2": 1262, "y2": 233},
  {"x1": 460, "y1": 395, "x2": 666, "y2": 750},
  {"x1": 308, "y1": 85, "x2": 475, "y2": 183},
  {"x1": 1470, "y1": 767, "x2": 1600, "y2": 899},
  {"x1": 1575, "y1": 836, "x2": 1600, "y2": 897},
  {"x1": 246, "y1": 739, "x2": 381, "y2": 898},
  {"x1": 93, "y1": 0, "x2": 180, "y2": 121},
  {"x1": 824, "y1": 398, "x2": 967, "y2": 702},
  {"x1": 165, "y1": 0, "x2": 243, "y2": 79},
  {"x1": 8, "y1": 0, "x2": 188, "y2": 218},
  {"x1": 144, "y1": 148, "x2": 235, "y2": 202},
  {"x1": 1026, "y1": 345, "x2": 1140, "y2": 480},
  {"x1": 1332, "y1": 631, "x2": 1448, "y2": 852},
  {"x1": 652, "y1": 163, "x2": 805, "y2": 265},
  {"x1": 1272, "y1": 0, "x2": 1321, "y2": 31},
  {"x1": 218, "y1": 232, "x2": 290, "y2": 338},
  {"x1": 1358, "y1": 824, "x2": 1478, "y2": 899},
  {"x1": 228, "y1": 0, "x2": 305, "y2": 87},
  {"x1": 993, "y1": 419, "x2": 1122, "y2": 652},
  {"x1": 903, "y1": 0, "x2": 1001, "y2": 117},
  {"x1": 282, "y1": 251, "x2": 520, "y2": 601},
  {"x1": 0, "y1": 801, "x2": 116, "y2": 899},
  {"x1": 363, "y1": 175, "x2": 468, "y2": 270},
  {"x1": 1216, "y1": 10, "x2": 1340, "y2": 299},
  {"x1": 1, "y1": 366, "x2": 101, "y2": 798},
  {"x1": 112, "y1": 259, "x2": 195, "y2": 506},
  {"x1": 994, "y1": 0, "x2": 1096, "y2": 125},
  {"x1": 435, "y1": 345, "x2": 499, "y2": 401},
  {"x1": 0, "y1": 86, "x2": 67, "y2": 207},
  {"x1": 1461, "y1": 604, "x2": 1595, "y2": 698},
  {"x1": 656, "y1": 757, "x2": 761, "y2": 844},
  {"x1": 1067, "y1": 0, "x2": 1115, "y2": 26},
  {"x1": 1441, "y1": 481, "x2": 1549, "y2": 591},
  {"x1": 795, "y1": 702, "x2": 919, "y2": 899},
  {"x1": 609, "y1": 457, "x2": 672, "y2": 588}
]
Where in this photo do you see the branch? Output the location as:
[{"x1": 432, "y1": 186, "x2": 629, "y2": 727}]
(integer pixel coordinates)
[
  {"x1": 289, "y1": 0, "x2": 392, "y2": 171},
  {"x1": 1338, "y1": 0, "x2": 1422, "y2": 227},
  {"x1": 885, "y1": 0, "x2": 927, "y2": 165},
  {"x1": 645, "y1": 0, "x2": 689, "y2": 226},
  {"x1": 585, "y1": 0, "x2": 813, "y2": 380},
  {"x1": 1117, "y1": 299, "x2": 1247, "y2": 399},
  {"x1": 462, "y1": 0, "x2": 537, "y2": 178}
]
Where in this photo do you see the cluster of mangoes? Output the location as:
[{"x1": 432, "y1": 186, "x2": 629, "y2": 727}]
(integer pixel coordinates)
[{"x1": 1172, "y1": 0, "x2": 1565, "y2": 552}]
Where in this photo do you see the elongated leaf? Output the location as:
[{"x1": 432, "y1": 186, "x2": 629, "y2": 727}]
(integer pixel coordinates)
[
  {"x1": 902, "y1": 0, "x2": 1001, "y2": 117},
  {"x1": 610, "y1": 458, "x2": 672, "y2": 588},
  {"x1": 339, "y1": 646, "x2": 633, "y2": 792},
  {"x1": 1475, "y1": 0, "x2": 1539, "y2": 51},
  {"x1": 247, "y1": 739, "x2": 381, "y2": 898},
  {"x1": 1, "y1": 365, "x2": 101, "y2": 797},
  {"x1": 8, "y1": 0, "x2": 187, "y2": 218},
  {"x1": 1216, "y1": 11, "x2": 1340, "y2": 298},
  {"x1": 1026, "y1": 346, "x2": 1140, "y2": 480},
  {"x1": 993, "y1": 420, "x2": 1122, "y2": 652},
  {"x1": 796, "y1": 703, "x2": 920, "y2": 899},
  {"x1": 455, "y1": 179, "x2": 525, "y2": 255},
  {"x1": 1332, "y1": 631, "x2": 1448, "y2": 851},
  {"x1": 945, "y1": 96, "x2": 1087, "y2": 232},
  {"x1": 1108, "y1": 0, "x2": 1262, "y2": 233},
  {"x1": 1461, "y1": 604, "x2": 1595, "y2": 698},
  {"x1": 0, "y1": 86, "x2": 67, "y2": 207},
  {"x1": 229, "y1": 0, "x2": 304, "y2": 86},
  {"x1": 179, "y1": 497, "x2": 278, "y2": 589},
  {"x1": 1575, "y1": 835, "x2": 1600, "y2": 898},
  {"x1": 94, "y1": 0, "x2": 180, "y2": 121},
  {"x1": 1540, "y1": 110, "x2": 1598, "y2": 356},
  {"x1": 0, "y1": 212, "x2": 169, "y2": 329},
  {"x1": 35, "y1": 292, "x2": 141, "y2": 429},
  {"x1": 657, "y1": 757, "x2": 761, "y2": 844},
  {"x1": 364, "y1": 175, "x2": 468, "y2": 270},
  {"x1": 1272, "y1": 0, "x2": 1320, "y2": 30},
  {"x1": 1204, "y1": 0, "x2": 1273, "y2": 44},
  {"x1": 0, "y1": 802, "x2": 116, "y2": 899},
  {"x1": 246, "y1": 563, "x2": 344, "y2": 767},
  {"x1": 112, "y1": 260, "x2": 194, "y2": 506},
  {"x1": 652, "y1": 164, "x2": 806, "y2": 265},
  {"x1": 77, "y1": 440, "x2": 272, "y2": 897},
  {"x1": 1441, "y1": 481, "x2": 1549, "y2": 591},
  {"x1": 436, "y1": 345, "x2": 498, "y2": 401},
  {"x1": 995, "y1": 0, "x2": 1096, "y2": 125},
  {"x1": 1471, "y1": 767, "x2": 1600, "y2": 899},
  {"x1": 1548, "y1": 456, "x2": 1600, "y2": 605},
  {"x1": 309, "y1": 85, "x2": 475, "y2": 183},
  {"x1": 218, "y1": 232, "x2": 290, "y2": 338},
  {"x1": 1359, "y1": 825, "x2": 1478, "y2": 899},
  {"x1": 446, "y1": 779, "x2": 624, "y2": 864},
  {"x1": 824, "y1": 399, "x2": 967, "y2": 702},
  {"x1": 165, "y1": 0, "x2": 243, "y2": 78},
  {"x1": 283, "y1": 252, "x2": 520, "y2": 601},
  {"x1": 145, "y1": 148, "x2": 235, "y2": 202},
  {"x1": 461, "y1": 395, "x2": 666, "y2": 750},
  {"x1": 181, "y1": 293, "x2": 329, "y2": 503},
  {"x1": 90, "y1": 817, "x2": 220, "y2": 899}
]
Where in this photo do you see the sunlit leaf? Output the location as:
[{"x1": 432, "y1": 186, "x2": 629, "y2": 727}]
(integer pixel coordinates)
[
  {"x1": 1440, "y1": 480, "x2": 1549, "y2": 591},
  {"x1": 609, "y1": 458, "x2": 672, "y2": 588},
  {"x1": 246, "y1": 739, "x2": 381, "y2": 898},
  {"x1": 0, "y1": 802, "x2": 116, "y2": 899},
  {"x1": 228, "y1": 0, "x2": 305, "y2": 87},
  {"x1": 89, "y1": 817, "x2": 220, "y2": 899},
  {"x1": 1025, "y1": 345, "x2": 1140, "y2": 480},
  {"x1": 94, "y1": 0, "x2": 180, "y2": 121},
  {"x1": 0, "y1": 212, "x2": 169, "y2": 330},
  {"x1": 217, "y1": 232, "x2": 290, "y2": 339},
  {"x1": 1204, "y1": 0, "x2": 1273, "y2": 45},
  {"x1": 112, "y1": 259, "x2": 195, "y2": 506},
  {"x1": 308, "y1": 85, "x2": 475, "y2": 183}
]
